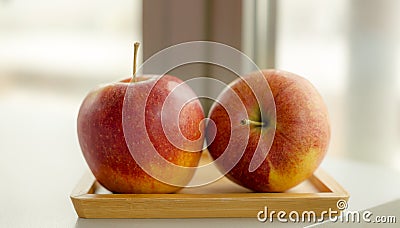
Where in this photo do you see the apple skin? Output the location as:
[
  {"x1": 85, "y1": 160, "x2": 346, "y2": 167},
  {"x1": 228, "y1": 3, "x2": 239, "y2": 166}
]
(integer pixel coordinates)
[
  {"x1": 77, "y1": 75, "x2": 204, "y2": 193},
  {"x1": 206, "y1": 69, "x2": 330, "y2": 192}
]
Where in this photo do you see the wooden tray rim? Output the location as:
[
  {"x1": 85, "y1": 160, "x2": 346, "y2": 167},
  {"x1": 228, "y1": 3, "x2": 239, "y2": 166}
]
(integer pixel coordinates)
[{"x1": 71, "y1": 168, "x2": 349, "y2": 218}]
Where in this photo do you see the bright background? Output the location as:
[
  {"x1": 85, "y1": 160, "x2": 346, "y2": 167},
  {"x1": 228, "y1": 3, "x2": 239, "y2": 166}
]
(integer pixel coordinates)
[{"x1": 1, "y1": 0, "x2": 399, "y2": 196}]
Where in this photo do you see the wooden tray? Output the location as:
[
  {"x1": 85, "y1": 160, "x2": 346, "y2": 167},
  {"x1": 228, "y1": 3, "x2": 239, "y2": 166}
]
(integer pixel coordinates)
[{"x1": 71, "y1": 155, "x2": 349, "y2": 219}]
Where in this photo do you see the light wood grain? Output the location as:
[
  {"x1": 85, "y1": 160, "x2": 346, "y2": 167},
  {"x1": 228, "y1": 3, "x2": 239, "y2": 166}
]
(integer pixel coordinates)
[{"x1": 70, "y1": 165, "x2": 349, "y2": 218}]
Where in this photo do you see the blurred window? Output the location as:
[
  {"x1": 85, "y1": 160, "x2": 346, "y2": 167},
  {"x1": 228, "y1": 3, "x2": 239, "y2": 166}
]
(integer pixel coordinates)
[{"x1": 0, "y1": 0, "x2": 142, "y2": 84}]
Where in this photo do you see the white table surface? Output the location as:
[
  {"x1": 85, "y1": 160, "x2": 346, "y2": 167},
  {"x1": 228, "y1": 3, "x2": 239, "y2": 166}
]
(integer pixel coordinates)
[{"x1": 1, "y1": 89, "x2": 399, "y2": 227}]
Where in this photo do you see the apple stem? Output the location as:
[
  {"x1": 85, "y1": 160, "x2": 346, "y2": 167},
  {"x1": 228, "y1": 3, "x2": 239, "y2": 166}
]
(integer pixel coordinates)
[
  {"x1": 240, "y1": 119, "x2": 265, "y2": 127},
  {"x1": 132, "y1": 42, "x2": 140, "y2": 82}
]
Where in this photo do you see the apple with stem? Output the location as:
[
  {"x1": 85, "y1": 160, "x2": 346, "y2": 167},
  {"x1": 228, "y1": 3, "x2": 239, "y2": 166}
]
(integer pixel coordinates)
[
  {"x1": 77, "y1": 43, "x2": 205, "y2": 193},
  {"x1": 206, "y1": 70, "x2": 330, "y2": 192}
]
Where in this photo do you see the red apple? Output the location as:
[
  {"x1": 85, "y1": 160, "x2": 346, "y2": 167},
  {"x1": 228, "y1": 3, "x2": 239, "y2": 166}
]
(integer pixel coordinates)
[
  {"x1": 77, "y1": 75, "x2": 204, "y2": 193},
  {"x1": 206, "y1": 69, "x2": 330, "y2": 192}
]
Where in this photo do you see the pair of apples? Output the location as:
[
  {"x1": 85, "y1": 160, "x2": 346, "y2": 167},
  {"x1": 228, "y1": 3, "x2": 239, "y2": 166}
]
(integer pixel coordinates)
[{"x1": 77, "y1": 48, "x2": 330, "y2": 194}]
